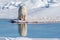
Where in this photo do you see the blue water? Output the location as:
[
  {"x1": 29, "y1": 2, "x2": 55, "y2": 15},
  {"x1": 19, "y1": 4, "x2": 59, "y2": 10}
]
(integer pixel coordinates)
[{"x1": 0, "y1": 19, "x2": 60, "y2": 38}]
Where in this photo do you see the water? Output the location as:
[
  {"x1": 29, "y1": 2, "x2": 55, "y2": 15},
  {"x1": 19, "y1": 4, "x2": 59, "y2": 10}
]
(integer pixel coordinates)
[{"x1": 0, "y1": 19, "x2": 60, "y2": 38}]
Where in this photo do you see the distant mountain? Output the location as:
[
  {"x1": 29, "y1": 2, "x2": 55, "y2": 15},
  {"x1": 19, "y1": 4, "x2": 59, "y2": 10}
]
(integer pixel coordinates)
[{"x1": 0, "y1": 0, "x2": 59, "y2": 10}]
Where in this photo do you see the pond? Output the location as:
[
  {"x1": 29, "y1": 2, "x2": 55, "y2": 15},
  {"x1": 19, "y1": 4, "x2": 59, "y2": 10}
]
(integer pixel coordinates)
[{"x1": 0, "y1": 19, "x2": 60, "y2": 38}]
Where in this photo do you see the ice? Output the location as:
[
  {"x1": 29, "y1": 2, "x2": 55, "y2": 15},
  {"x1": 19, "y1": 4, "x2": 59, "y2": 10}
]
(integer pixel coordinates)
[
  {"x1": 14, "y1": 37, "x2": 32, "y2": 40},
  {"x1": 0, "y1": 37, "x2": 60, "y2": 40},
  {"x1": 0, "y1": 37, "x2": 32, "y2": 40}
]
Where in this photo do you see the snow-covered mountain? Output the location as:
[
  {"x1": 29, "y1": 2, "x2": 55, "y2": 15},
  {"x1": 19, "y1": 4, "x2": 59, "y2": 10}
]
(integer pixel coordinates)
[{"x1": 0, "y1": 0, "x2": 58, "y2": 9}]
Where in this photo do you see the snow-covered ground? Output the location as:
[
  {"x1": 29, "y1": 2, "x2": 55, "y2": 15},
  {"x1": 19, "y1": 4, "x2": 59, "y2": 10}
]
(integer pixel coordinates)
[
  {"x1": 0, "y1": 37, "x2": 32, "y2": 40},
  {"x1": 0, "y1": 0, "x2": 60, "y2": 21},
  {"x1": 0, "y1": 37, "x2": 59, "y2": 40},
  {"x1": 0, "y1": 37, "x2": 60, "y2": 40}
]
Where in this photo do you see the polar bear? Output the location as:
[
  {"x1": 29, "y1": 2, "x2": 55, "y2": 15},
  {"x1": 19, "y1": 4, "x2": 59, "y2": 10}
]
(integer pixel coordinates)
[{"x1": 18, "y1": 5, "x2": 27, "y2": 21}]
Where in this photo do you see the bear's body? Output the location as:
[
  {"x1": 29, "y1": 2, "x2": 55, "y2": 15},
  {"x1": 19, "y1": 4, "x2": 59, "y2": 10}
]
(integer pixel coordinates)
[
  {"x1": 18, "y1": 5, "x2": 27, "y2": 21},
  {"x1": 18, "y1": 5, "x2": 27, "y2": 36}
]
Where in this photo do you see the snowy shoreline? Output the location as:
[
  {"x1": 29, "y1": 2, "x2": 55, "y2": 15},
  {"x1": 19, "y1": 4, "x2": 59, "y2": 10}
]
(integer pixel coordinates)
[{"x1": 0, "y1": 37, "x2": 60, "y2": 40}]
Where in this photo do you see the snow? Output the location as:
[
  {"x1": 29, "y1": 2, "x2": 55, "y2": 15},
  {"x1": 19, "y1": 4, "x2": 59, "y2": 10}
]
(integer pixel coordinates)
[
  {"x1": 0, "y1": 37, "x2": 32, "y2": 40},
  {"x1": 0, "y1": 0, "x2": 59, "y2": 9},
  {"x1": 0, "y1": 0, "x2": 60, "y2": 21},
  {"x1": 0, "y1": 37, "x2": 60, "y2": 40}
]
